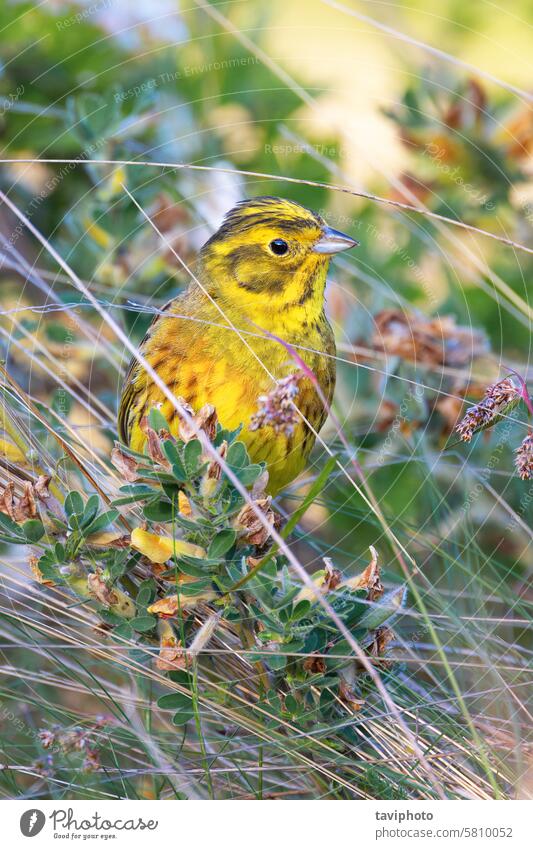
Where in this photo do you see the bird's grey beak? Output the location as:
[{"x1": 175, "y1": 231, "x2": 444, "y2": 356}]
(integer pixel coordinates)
[{"x1": 313, "y1": 225, "x2": 359, "y2": 254}]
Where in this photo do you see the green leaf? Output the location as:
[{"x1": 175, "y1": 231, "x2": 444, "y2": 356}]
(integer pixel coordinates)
[
  {"x1": 136, "y1": 580, "x2": 155, "y2": 607},
  {"x1": 168, "y1": 671, "x2": 192, "y2": 686},
  {"x1": 65, "y1": 491, "x2": 84, "y2": 518},
  {"x1": 22, "y1": 519, "x2": 45, "y2": 543},
  {"x1": 158, "y1": 691, "x2": 194, "y2": 724},
  {"x1": 162, "y1": 440, "x2": 186, "y2": 481},
  {"x1": 233, "y1": 464, "x2": 263, "y2": 485},
  {"x1": 183, "y1": 439, "x2": 202, "y2": 476},
  {"x1": 216, "y1": 424, "x2": 242, "y2": 446},
  {"x1": 291, "y1": 599, "x2": 312, "y2": 621},
  {"x1": 85, "y1": 510, "x2": 119, "y2": 536},
  {"x1": 285, "y1": 694, "x2": 299, "y2": 715},
  {"x1": 119, "y1": 484, "x2": 154, "y2": 495},
  {"x1": 114, "y1": 623, "x2": 134, "y2": 640},
  {"x1": 266, "y1": 653, "x2": 287, "y2": 671},
  {"x1": 207, "y1": 529, "x2": 236, "y2": 559},
  {"x1": 131, "y1": 615, "x2": 157, "y2": 632},
  {"x1": 174, "y1": 557, "x2": 211, "y2": 579},
  {"x1": 112, "y1": 487, "x2": 154, "y2": 506},
  {"x1": 178, "y1": 579, "x2": 212, "y2": 596},
  {"x1": 109, "y1": 557, "x2": 127, "y2": 580},
  {"x1": 162, "y1": 440, "x2": 181, "y2": 465},
  {"x1": 226, "y1": 441, "x2": 248, "y2": 469},
  {"x1": 358, "y1": 586, "x2": 407, "y2": 630},
  {"x1": 157, "y1": 692, "x2": 191, "y2": 710},
  {"x1": 54, "y1": 542, "x2": 66, "y2": 562},
  {"x1": 143, "y1": 499, "x2": 175, "y2": 523},
  {"x1": 172, "y1": 707, "x2": 195, "y2": 726},
  {"x1": 148, "y1": 407, "x2": 170, "y2": 432},
  {"x1": 81, "y1": 494, "x2": 100, "y2": 528},
  {"x1": 0, "y1": 513, "x2": 23, "y2": 538}
]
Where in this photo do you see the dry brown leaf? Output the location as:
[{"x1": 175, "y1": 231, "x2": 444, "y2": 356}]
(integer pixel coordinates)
[
  {"x1": 322, "y1": 558, "x2": 342, "y2": 591},
  {"x1": 366, "y1": 626, "x2": 394, "y2": 666},
  {"x1": 343, "y1": 545, "x2": 384, "y2": 601},
  {"x1": 0, "y1": 481, "x2": 15, "y2": 519},
  {"x1": 177, "y1": 400, "x2": 217, "y2": 443},
  {"x1": 156, "y1": 621, "x2": 189, "y2": 671},
  {"x1": 142, "y1": 425, "x2": 170, "y2": 468},
  {"x1": 234, "y1": 496, "x2": 276, "y2": 547},
  {"x1": 87, "y1": 570, "x2": 136, "y2": 618},
  {"x1": 338, "y1": 677, "x2": 365, "y2": 711},
  {"x1": 29, "y1": 555, "x2": 54, "y2": 586},
  {"x1": 34, "y1": 475, "x2": 64, "y2": 520},
  {"x1": 111, "y1": 444, "x2": 141, "y2": 482},
  {"x1": 303, "y1": 654, "x2": 326, "y2": 674},
  {"x1": 371, "y1": 309, "x2": 488, "y2": 367},
  {"x1": 13, "y1": 483, "x2": 37, "y2": 522}
]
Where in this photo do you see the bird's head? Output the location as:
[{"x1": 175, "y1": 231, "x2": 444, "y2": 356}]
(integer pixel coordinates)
[{"x1": 198, "y1": 196, "x2": 358, "y2": 312}]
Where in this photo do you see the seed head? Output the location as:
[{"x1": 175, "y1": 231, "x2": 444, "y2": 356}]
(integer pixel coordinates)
[
  {"x1": 249, "y1": 372, "x2": 303, "y2": 436},
  {"x1": 456, "y1": 378, "x2": 520, "y2": 442},
  {"x1": 515, "y1": 434, "x2": 533, "y2": 480}
]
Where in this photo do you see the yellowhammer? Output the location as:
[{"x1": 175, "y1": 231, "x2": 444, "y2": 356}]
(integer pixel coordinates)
[{"x1": 118, "y1": 196, "x2": 357, "y2": 493}]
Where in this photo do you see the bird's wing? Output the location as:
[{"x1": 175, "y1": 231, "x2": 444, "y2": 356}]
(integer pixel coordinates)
[
  {"x1": 117, "y1": 297, "x2": 177, "y2": 444},
  {"x1": 117, "y1": 368, "x2": 138, "y2": 443}
]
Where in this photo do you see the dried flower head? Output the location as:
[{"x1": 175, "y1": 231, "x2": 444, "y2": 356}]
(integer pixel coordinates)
[
  {"x1": 38, "y1": 729, "x2": 57, "y2": 750},
  {"x1": 234, "y1": 496, "x2": 278, "y2": 547},
  {"x1": 143, "y1": 425, "x2": 171, "y2": 467},
  {"x1": 87, "y1": 570, "x2": 136, "y2": 618},
  {"x1": 156, "y1": 621, "x2": 189, "y2": 671},
  {"x1": 83, "y1": 748, "x2": 101, "y2": 773},
  {"x1": 342, "y1": 545, "x2": 384, "y2": 601},
  {"x1": 515, "y1": 434, "x2": 533, "y2": 480},
  {"x1": 303, "y1": 654, "x2": 327, "y2": 675},
  {"x1": 372, "y1": 310, "x2": 488, "y2": 367},
  {"x1": 32, "y1": 756, "x2": 54, "y2": 778},
  {"x1": 455, "y1": 378, "x2": 520, "y2": 442},
  {"x1": 0, "y1": 477, "x2": 50, "y2": 522},
  {"x1": 111, "y1": 444, "x2": 141, "y2": 481},
  {"x1": 321, "y1": 558, "x2": 342, "y2": 591},
  {"x1": 249, "y1": 372, "x2": 303, "y2": 437},
  {"x1": 176, "y1": 400, "x2": 217, "y2": 443},
  {"x1": 200, "y1": 441, "x2": 228, "y2": 498}
]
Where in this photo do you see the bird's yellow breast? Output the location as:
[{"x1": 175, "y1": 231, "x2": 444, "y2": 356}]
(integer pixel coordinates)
[{"x1": 122, "y1": 292, "x2": 335, "y2": 493}]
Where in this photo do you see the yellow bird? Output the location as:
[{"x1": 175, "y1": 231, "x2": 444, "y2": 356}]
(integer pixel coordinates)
[{"x1": 118, "y1": 196, "x2": 357, "y2": 493}]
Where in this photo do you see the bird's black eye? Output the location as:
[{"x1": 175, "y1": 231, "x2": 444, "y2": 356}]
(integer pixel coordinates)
[{"x1": 269, "y1": 239, "x2": 289, "y2": 256}]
